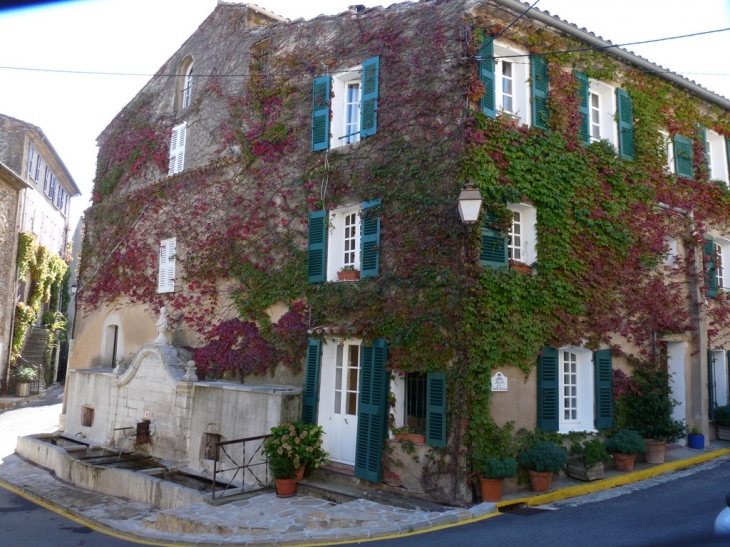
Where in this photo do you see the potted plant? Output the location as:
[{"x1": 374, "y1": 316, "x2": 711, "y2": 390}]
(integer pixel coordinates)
[
  {"x1": 687, "y1": 426, "x2": 705, "y2": 450},
  {"x1": 567, "y1": 438, "x2": 611, "y2": 481},
  {"x1": 337, "y1": 266, "x2": 360, "y2": 281},
  {"x1": 517, "y1": 442, "x2": 567, "y2": 492},
  {"x1": 479, "y1": 456, "x2": 517, "y2": 501},
  {"x1": 393, "y1": 425, "x2": 425, "y2": 444},
  {"x1": 509, "y1": 259, "x2": 532, "y2": 275},
  {"x1": 604, "y1": 429, "x2": 646, "y2": 471},
  {"x1": 263, "y1": 422, "x2": 329, "y2": 495},
  {"x1": 715, "y1": 405, "x2": 730, "y2": 441},
  {"x1": 618, "y1": 364, "x2": 685, "y2": 463},
  {"x1": 14, "y1": 365, "x2": 38, "y2": 397}
]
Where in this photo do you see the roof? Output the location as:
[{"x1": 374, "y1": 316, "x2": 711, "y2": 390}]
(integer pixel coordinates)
[{"x1": 0, "y1": 160, "x2": 33, "y2": 191}]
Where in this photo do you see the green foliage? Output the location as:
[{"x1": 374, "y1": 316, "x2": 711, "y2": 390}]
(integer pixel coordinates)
[
  {"x1": 14, "y1": 366, "x2": 38, "y2": 382},
  {"x1": 570, "y1": 438, "x2": 610, "y2": 468},
  {"x1": 517, "y1": 442, "x2": 568, "y2": 473},
  {"x1": 714, "y1": 405, "x2": 730, "y2": 427},
  {"x1": 511, "y1": 427, "x2": 564, "y2": 457},
  {"x1": 262, "y1": 422, "x2": 329, "y2": 479},
  {"x1": 481, "y1": 456, "x2": 518, "y2": 479},
  {"x1": 604, "y1": 429, "x2": 646, "y2": 455}
]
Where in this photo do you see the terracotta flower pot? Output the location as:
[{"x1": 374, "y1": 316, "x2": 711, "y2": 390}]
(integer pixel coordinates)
[
  {"x1": 611, "y1": 452, "x2": 636, "y2": 471},
  {"x1": 510, "y1": 263, "x2": 532, "y2": 275},
  {"x1": 294, "y1": 466, "x2": 306, "y2": 482},
  {"x1": 337, "y1": 270, "x2": 360, "y2": 281},
  {"x1": 643, "y1": 439, "x2": 666, "y2": 464},
  {"x1": 527, "y1": 470, "x2": 553, "y2": 492},
  {"x1": 275, "y1": 478, "x2": 297, "y2": 497},
  {"x1": 395, "y1": 432, "x2": 425, "y2": 444},
  {"x1": 479, "y1": 477, "x2": 503, "y2": 502}
]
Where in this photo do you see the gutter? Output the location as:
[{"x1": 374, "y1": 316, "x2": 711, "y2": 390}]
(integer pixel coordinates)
[{"x1": 489, "y1": 0, "x2": 730, "y2": 111}]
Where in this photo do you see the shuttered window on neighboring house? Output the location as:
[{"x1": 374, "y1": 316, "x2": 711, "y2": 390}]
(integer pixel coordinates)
[
  {"x1": 531, "y1": 55, "x2": 549, "y2": 130},
  {"x1": 479, "y1": 39, "x2": 496, "y2": 118},
  {"x1": 158, "y1": 238, "x2": 176, "y2": 293},
  {"x1": 673, "y1": 134, "x2": 694, "y2": 179},
  {"x1": 616, "y1": 88, "x2": 635, "y2": 161},
  {"x1": 169, "y1": 122, "x2": 187, "y2": 175},
  {"x1": 355, "y1": 339, "x2": 388, "y2": 483}
]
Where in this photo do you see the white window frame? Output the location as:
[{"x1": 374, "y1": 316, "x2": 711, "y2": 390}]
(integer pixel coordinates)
[
  {"x1": 34, "y1": 154, "x2": 42, "y2": 182},
  {"x1": 182, "y1": 64, "x2": 193, "y2": 109},
  {"x1": 168, "y1": 122, "x2": 187, "y2": 175},
  {"x1": 715, "y1": 238, "x2": 730, "y2": 290},
  {"x1": 706, "y1": 129, "x2": 728, "y2": 184},
  {"x1": 331, "y1": 66, "x2": 362, "y2": 149},
  {"x1": 327, "y1": 205, "x2": 361, "y2": 281},
  {"x1": 507, "y1": 203, "x2": 537, "y2": 265},
  {"x1": 663, "y1": 236, "x2": 678, "y2": 267},
  {"x1": 558, "y1": 346, "x2": 595, "y2": 433},
  {"x1": 158, "y1": 237, "x2": 177, "y2": 293},
  {"x1": 27, "y1": 144, "x2": 34, "y2": 179},
  {"x1": 587, "y1": 79, "x2": 617, "y2": 147},
  {"x1": 712, "y1": 350, "x2": 729, "y2": 408},
  {"x1": 661, "y1": 130, "x2": 674, "y2": 174},
  {"x1": 494, "y1": 43, "x2": 530, "y2": 126}
]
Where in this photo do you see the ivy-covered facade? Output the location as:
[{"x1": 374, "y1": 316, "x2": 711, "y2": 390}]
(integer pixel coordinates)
[{"x1": 71, "y1": 0, "x2": 730, "y2": 503}]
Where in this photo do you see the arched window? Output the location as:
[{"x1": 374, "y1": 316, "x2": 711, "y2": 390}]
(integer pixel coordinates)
[{"x1": 173, "y1": 55, "x2": 193, "y2": 113}]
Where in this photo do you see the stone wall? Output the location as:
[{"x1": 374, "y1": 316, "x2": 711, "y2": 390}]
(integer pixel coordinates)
[{"x1": 0, "y1": 176, "x2": 21, "y2": 386}]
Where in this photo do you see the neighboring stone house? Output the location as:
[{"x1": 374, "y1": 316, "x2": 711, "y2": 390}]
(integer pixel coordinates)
[
  {"x1": 0, "y1": 113, "x2": 81, "y2": 390},
  {"x1": 68, "y1": 0, "x2": 730, "y2": 503}
]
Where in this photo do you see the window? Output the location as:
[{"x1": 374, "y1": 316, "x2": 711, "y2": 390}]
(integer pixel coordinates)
[
  {"x1": 706, "y1": 129, "x2": 729, "y2": 184},
  {"x1": 479, "y1": 40, "x2": 531, "y2": 126},
  {"x1": 43, "y1": 167, "x2": 50, "y2": 193},
  {"x1": 307, "y1": 200, "x2": 381, "y2": 282},
  {"x1": 616, "y1": 88, "x2": 635, "y2": 160},
  {"x1": 575, "y1": 72, "x2": 617, "y2": 147},
  {"x1": 716, "y1": 242, "x2": 725, "y2": 290},
  {"x1": 673, "y1": 134, "x2": 694, "y2": 179},
  {"x1": 706, "y1": 236, "x2": 730, "y2": 296},
  {"x1": 482, "y1": 204, "x2": 537, "y2": 268},
  {"x1": 27, "y1": 145, "x2": 34, "y2": 179},
  {"x1": 709, "y1": 350, "x2": 730, "y2": 412},
  {"x1": 168, "y1": 122, "x2": 187, "y2": 175},
  {"x1": 311, "y1": 56, "x2": 379, "y2": 151},
  {"x1": 531, "y1": 55, "x2": 549, "y2": 129},
  {"x1": 173, "y1": 55, "x2": 193, "y2": 114},
  {"x1": 158, "y1": 238, "x2": 176, "y2": 293},
  {"x1": 335, "y1": 343, "x2": 360, "y2": 416},
  {"x1": 663, "y1": 236, "x2": 678, "y2": 267},
  {"x1": 34, "y1": 154, "x2": 42, "y2": 182},
  {"x1": 48, "y1": 174, "x2": 56, "y2": 200},
  {"x1": 538, "y1": 346, "x2": 613, "y2": 433}
]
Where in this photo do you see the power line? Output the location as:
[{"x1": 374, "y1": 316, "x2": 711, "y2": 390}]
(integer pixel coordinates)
[{"x1": 0, "y1": 26, "x2": 727, "y2": 79}]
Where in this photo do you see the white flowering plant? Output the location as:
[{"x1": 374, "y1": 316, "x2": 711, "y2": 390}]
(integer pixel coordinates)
[{"x1": 263, "y1": 422, "x2": 328, "y2": 479}]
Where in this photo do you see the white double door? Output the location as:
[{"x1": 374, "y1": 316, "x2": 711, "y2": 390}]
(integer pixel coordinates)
[{"x1": 318, "y1": 340, "x2": 361, "y2": 465}]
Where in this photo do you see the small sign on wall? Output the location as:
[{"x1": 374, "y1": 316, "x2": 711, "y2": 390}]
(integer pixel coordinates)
[
  {"x1": 144, "y1": 410, "x2": 150, "y2": 419},
  {"x1": 491, "y1": 372, "x2": 508, "y2": 392}
]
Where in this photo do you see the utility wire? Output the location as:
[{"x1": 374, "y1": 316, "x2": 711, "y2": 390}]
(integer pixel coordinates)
[
  {"x1": 482, "y1": 0, "x2": 540, "y2": 48},
  {"x1": 0, "y1": 26, "x2": 728, "y2": 79}
]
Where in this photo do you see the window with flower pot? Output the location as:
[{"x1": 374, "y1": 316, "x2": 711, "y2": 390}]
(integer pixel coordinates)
[
  {"x1": 538, "y1": 346, "x2": 613, "y2": 433},
  {"x1": 478, "y1": 39, "x2": 531, "y2": 126},
  {"x1": 574, "y1": 72, "x2": 618, "y2": 147},
  {"x1": 307, "y1": 200, "x2": 381, "y2": 282},
  {"x1": 704, "y1": 235, "x2": 730, "y2": 298},
  {"x1": 481, "y1": 203, "x2": 537, "y2": 269}
]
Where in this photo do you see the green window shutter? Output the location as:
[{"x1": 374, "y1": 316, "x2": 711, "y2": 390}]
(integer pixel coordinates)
[
  {"x1": 312, "y1": 76, "x2": 331, "y2": 151},
  {"x1": 531, "y1": 55, "x2": 549, "y2": 129},
  {"x1": 575, "y1": 71, "x2": 590, "y2": 144},
  {"x1": 674, "y1": 134, "x2": 694, "y2": 179},
  {"x1": 593, "y1": 349, "x2": 613, "y2": 429},
  {"x1": 360, "y1": 56, "x2": 380, "y2": 138},
  {"x1": 480, "y1": 212, "x2": 508, "y2": 269},
  {"x1": 479, "y1": 39, "x2": 496, "y2": 118},
  {"x1": 709, "y1": 350, "x2": 716, "y2": 421},
  {"x1": 302, "y1": 338, "x2": 322, "y2": 424},
  {"x1": 360, "y1": 199, "x2": 381, "y2": 278},
  {"x1": 307, "y1": 210, "x2": 328, "y2": 282},
  {"x1": 704, "y1": 236, "x2": 718, "y2": 298},
  {"x1": 426, "y1": 372, "x2": 446, "y2": 447},
  {"x1": 616, "y1": 88, "x2": 635, "y2": 161},
  {"x1": 537, "y1": 346, "x2": 559, "y2": 432},
  {"x1": 725, "y1": 137, "x2": 730, "y2": 183},
  {"x1": 355, "y1": 339, "x2": 388, "y2": 483}
]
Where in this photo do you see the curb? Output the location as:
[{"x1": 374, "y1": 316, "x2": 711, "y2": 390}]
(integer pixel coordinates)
[
  {"x1": 1, "y1": 447, "x2": 728, "y2": 547},
  {"x1": 496, "y1": 447, "x2": 730, "y2": 509}
]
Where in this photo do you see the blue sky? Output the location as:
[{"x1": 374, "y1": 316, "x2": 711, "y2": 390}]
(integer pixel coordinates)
[{"x1": 0, "y1": 0, "x2": 727, "y2": 223}]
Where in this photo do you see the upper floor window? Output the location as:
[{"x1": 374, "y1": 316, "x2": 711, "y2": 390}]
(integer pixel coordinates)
[
  {"x1": 168, "y1": 122, "x2": 187, "y2": 175},
  {"x1": 27, "y1": 145, "x2": 34, "y2": 179},
  {"x1": 34, "y1": 154, "x2": 42, "y2": 182},
  {"x1": 705, "y1": 129, "x2": 729, "y2": 184},
  {"x1": 43, "y1": 167, "x2": 51, "y2": 194},
  {"x1": 479, "y1": 40, "x2": 530, "y2": 126},
  {"x1": 575, "y1": 72, "x2": 617, "y2": 147},
  {"x1": 311, "y1": 56, "x2": 380, "y2": 151},
  {"x1": 158, "y1": 237, "x2": 176, "y2": 293},
  {"x1": 307, "y1": 200, "x2": 381, "y2": 282},
  {"x1": 481, "y1": 203, "x2": 537, "y2": 269},
  {"x1": 705, "y1": 235, "x2": 729, "y2": 298},
  {"x1": 173, "y1": 55, "x2": 194, "y2": 114}
]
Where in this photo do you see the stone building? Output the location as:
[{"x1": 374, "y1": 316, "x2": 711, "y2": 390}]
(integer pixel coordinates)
[
  {"x1": 0, "y1": 113, "x2": 81, "y2": 390},
  {"x1": 67, "y1": 0, "x2": 730, "y2": 504}
]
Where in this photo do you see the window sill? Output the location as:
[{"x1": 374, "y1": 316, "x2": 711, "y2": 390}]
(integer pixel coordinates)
[{"x1": 329, "y1": 140, "x2": 362, "y2": 154}]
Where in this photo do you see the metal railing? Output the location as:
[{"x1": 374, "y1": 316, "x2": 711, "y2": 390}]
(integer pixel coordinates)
[
  {"x1": 10, "y1": 357, "x2": 44, "y2": 396},
  {"x1": 212, "y1": 434, "x2": 271, "y2": 500}
]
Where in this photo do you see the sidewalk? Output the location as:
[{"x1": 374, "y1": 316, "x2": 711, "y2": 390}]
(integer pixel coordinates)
[{"x1": 0, "y1": 438, "x2": 728, "y2": 546}]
